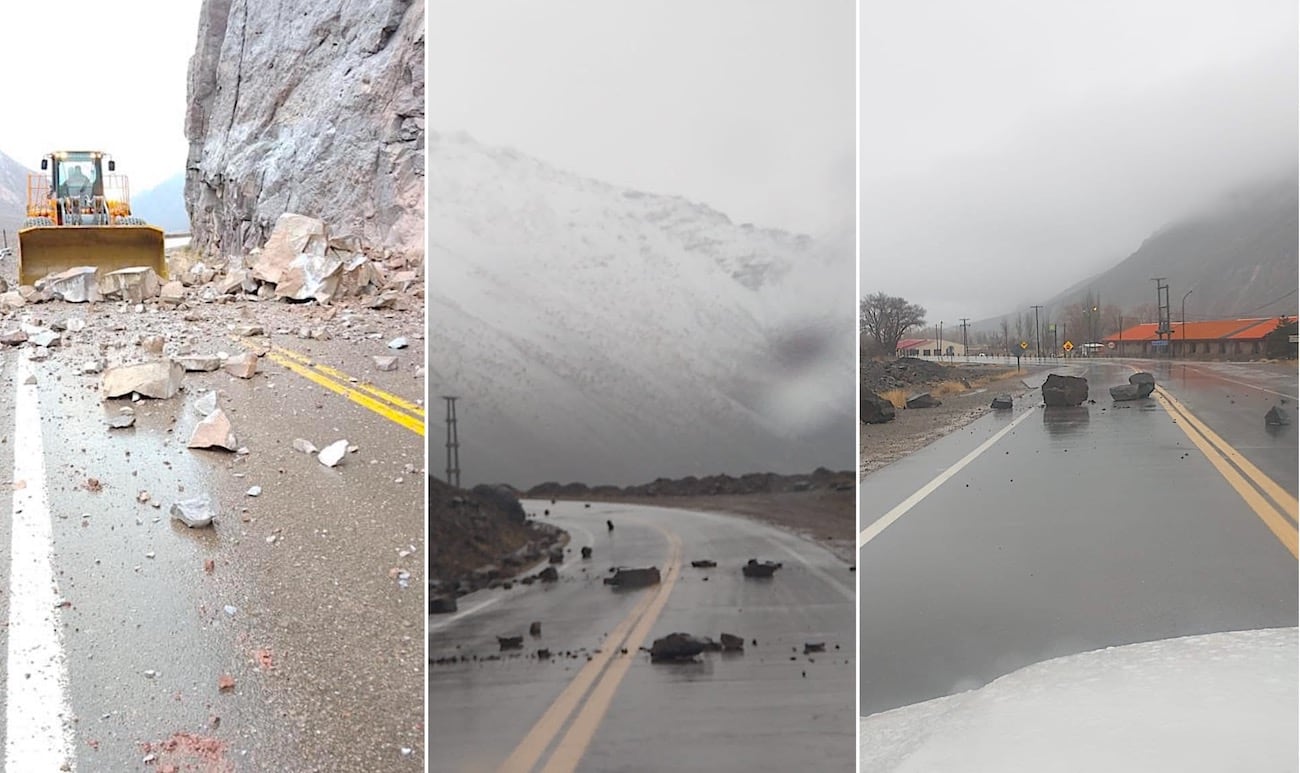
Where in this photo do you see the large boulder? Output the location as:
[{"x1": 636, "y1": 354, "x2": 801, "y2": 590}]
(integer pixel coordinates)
[
  {"x1": 603, "y1": 567, "x2": 661, "y2": 588},
  {"x1": 861, "y1": 390, "x2": 896, "y2": 424},
  {"x1": 990, "y1": 394, "x2": 1013, "y2": 410},
  {"x1": 906, "y1": 392, "x2": 941, "y2": 409},
  {"x1": 649, "y1": 633, "x2": 709, "y2": 662},
  {"x1": 469, "y1": 484, "x2": 526, "y2": 523},
  {"x1": 1265, "y1": 405, "x2": 1290, "y2": 426},
  {"x1": 1129, "y1": 372, "x2": 1156, "y2": 397},
  {"x1": 1042, "y1": 374, "x2": 1088, "y2": 407},
  {"x1": 742, "y1": 559, "x2": 783, "y2": 578},
  {"x1": 1109, "y1": 384, "x2": 1142, "y2": 401}
]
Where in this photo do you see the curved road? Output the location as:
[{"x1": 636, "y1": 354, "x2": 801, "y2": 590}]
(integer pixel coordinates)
[
  {"x1": 859, "y1": 359, "x2": 1297, "y2": 720},
  {"x1": 429, "y1": 500, "x2": 854, "y2": 772}
]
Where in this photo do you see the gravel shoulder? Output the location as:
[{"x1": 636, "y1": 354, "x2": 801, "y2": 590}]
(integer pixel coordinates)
[{"x1": 861, "y1": 367, "x2": 1037, "y2": 478}]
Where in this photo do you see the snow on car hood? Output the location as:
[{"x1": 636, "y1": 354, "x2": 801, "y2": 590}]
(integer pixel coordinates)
[{"x1": 860, "y1": 627, "x2": 1298, "y2": 772}]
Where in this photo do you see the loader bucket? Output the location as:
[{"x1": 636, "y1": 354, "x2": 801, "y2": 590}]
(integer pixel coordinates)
[{"x1": 17, "y1": 224, "x2": 166, "y2": 287}]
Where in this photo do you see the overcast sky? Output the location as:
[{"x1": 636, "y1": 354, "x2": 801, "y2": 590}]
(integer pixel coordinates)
[
  {"x1": 861, "y1": 0, "x2": 1298, "y2": 327},
  {"x1": 432, "y1": 0, "x2": 855, "y2": 238},
  {"x1": 0, "y1": 0, "x2": 202, "y2": 191}
]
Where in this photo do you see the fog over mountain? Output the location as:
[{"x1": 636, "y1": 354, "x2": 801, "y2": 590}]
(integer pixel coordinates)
[
  {"x1": 861, "y1": 0, "x2": 1297, "y2": 327},
  {"x1": 430, "y1": 132, "x2": 854, "y2": 488}
]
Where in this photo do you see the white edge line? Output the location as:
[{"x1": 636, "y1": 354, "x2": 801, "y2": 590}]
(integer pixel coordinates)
[
  {"x1": 763, "y1": 536, "x2": 855, "y2": 602},
  {"x1": 6, "y1": 351, "x2": 74, "y2": 769},
  {"x1": 858, "y1": 407, "x2": 1037, "y2": 549}
]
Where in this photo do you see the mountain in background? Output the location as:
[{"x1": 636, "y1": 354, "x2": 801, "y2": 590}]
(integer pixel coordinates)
[
  {"x1": 0, "y1": 149, "x2": 31, "y2": 244},
  {"x1": 430, "y1": 130, "x2": 854, "y2": 488},
  {"x1": 976, "y1": 175, "x2": 1298, "y2": 331},
  {"x1": 131, "y1": 173, "x2": 190, "y2": 232}
]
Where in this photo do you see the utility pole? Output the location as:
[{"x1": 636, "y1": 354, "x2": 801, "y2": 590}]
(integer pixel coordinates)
[
  {"x1": 1181, "y1": 289, "x2": 1193, "y2": 357},
  {"x1": 1031, "y1": 305, "x2": 1043, "y2": 359},
  {"x1": 939, "y1": 321, "x2": 944, "y2": 359},
  {"x1": 959, "y1": 318, "x2": 969, "y2": 358},
  {"x1": 442, "y1": 396, "x2": 461, "y2": 489},
  {"x1": 1152, "y1": 278, "x2": 1171, "y2": 358}
]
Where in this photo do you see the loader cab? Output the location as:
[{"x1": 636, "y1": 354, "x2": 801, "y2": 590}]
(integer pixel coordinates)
[{"x1": 44, "y1": 151, "x2": 113, "y2": 200}]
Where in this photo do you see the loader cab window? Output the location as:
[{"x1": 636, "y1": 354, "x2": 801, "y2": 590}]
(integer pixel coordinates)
[{"x1": 55, "y1": 155, "x2": 101, "y2": 198}]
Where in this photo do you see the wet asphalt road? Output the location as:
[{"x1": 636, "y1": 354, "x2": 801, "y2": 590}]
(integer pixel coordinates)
[
  {"x1": 859, "y1": 359, "x2": 1298, "y2": 717},
  {"x1": 0, "y1": 303, "x2": 425, "y2": 770},
  {"x1": 429, "y1": 500, "x2": 855, "y2": 773}
]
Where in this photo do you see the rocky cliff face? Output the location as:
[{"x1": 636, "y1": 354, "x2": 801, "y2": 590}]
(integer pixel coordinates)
[
  {"x1": 0, "y1": 149, "x2": 31, "y2": 239},
  {"x1": 184, "y1": 0, "x2": 424, "y2": 260}
]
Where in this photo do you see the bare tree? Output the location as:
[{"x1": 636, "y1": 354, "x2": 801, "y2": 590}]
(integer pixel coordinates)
[
  {"x1": 999, "y1": 317, "x2": 1010, "y2": 354},
  {"x1": 860, "y1": 293, "x2": 926, "y2": 357}
]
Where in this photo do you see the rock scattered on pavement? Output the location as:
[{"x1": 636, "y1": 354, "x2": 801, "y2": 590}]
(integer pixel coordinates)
[
  {"x1": 102, "y1": 360, "x2": 185, "y2": 399},
  {"x1": 603, "y1": 567, "x2": 661, "y2": 588},
  {"x1": 223, "y1": 351, "x2": 258, "y2": 379},
  {"x1": 318, "y1": 439, "x2": 348, "y2": 467},
  {"x1": 1042, "y1": 373, "x2": 1088, "y2": 407},
  {"x1": 188, "y1": 408, "x2": 239, "y2": 451},
  {"x1": 742, "y1": 559, "x2": 782, "y2": 578},
  {"x1": 171, "y1": 498, "x2": 216, "y2": 528}
]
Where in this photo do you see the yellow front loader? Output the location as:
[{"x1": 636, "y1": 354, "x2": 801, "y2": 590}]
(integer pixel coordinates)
[{"x1": 17, "y1": 150, "x2": 165, "y2": 286}]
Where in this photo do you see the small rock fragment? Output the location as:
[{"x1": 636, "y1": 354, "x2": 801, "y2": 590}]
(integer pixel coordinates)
[
  {"x1": 387, "y1": 337, "x2": 408, "y2": 349},
  {"x1": 246, "y1": 485, "x2": 262, "y2": 497},
  {"x1": 217, "y1": 675, "x2": 235, "y2": 692},
  {"x1": 194, "y1": 391, "x2": 218, "y2": 417},
  {"x1": 170, "y1": 498, "x2": 216, "y2": 528},
  {"x1": 188, "y1": 408, "x2": 238, "y2": 451},
  {"x1": 107, "y1": 415, "x2": 136, "y2": 429},
  {"x1": 318, "y1": 439, "x2": 348, "y2": 467},
  {"x1": 223, "y1": 352, "x2": 258, "y2": 379},
  {"x1": 177, "y1": 355, "x2": 222, "y2": 373},
  {"x1": 292, "y1": 438, "x2": 317, "y2": 454},
  {"x1": 372, "y1": 355, "x2": 399, "y2": 371}
]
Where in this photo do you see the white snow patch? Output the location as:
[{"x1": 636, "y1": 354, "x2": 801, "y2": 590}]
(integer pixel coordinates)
[{"x1": 860, "y1": 628, "x2": 1299, "y2": 772}]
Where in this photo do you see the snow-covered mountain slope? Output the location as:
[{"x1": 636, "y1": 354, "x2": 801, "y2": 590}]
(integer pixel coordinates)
[{"x1": 430, "y1": 131, "x2": 854, "y2": 488}]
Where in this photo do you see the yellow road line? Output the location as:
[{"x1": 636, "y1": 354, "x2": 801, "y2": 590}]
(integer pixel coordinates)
[
  {"x1": 498, "y1": 527, "x2": 682, "y2": 773},
  {"x1": 540, "y1": 532, "x2": 683, "y2": 773},
  {"x1": 1153, "y1": 390, "x2": 1297, "y2": 558},
  {"x1": 270, "y1": 345, "x2": 426, "y2": 416},
  {"x1": 1156, "y1": 386, "x2": 1298, "y2": 524},
  {"x1": 262, "y1": 350, "x2": 425, "y2": 436}
]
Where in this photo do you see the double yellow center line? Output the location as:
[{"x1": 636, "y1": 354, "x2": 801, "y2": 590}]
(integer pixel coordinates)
[
  {"x1": 499, "y1": 527, "x2": 683, "y2": 773},
  {"x1": 236, "y1": 340, "x2": 425, "y2": 435},
  {"x1": 1155, "y1": 386, "x2": 1298, "y2": 557}
]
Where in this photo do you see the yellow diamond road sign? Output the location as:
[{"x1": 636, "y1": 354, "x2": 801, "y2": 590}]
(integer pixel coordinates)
[
  {"x1": 1019, "y1": 341, "x2": 1028, "y2": 350},
  {"x1": 1063, "y1": 341, "x2": 1074, "y2": 351}
]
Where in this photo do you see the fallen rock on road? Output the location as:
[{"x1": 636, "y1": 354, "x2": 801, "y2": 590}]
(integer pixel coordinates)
[
  {"x1": 604, "y1": 567, "x2": 661, "y2": 588},
  {"x1": 742, "y1": 559, "x2": 782, "y2": 578},
  {"x1": 102, "y1": 360, "x2": 185, "y2": 399},
  {"x1": 649, "y1": 633, "x2": 708, "y2": 663},
  {"x1": 188, "y1": 408, "x2": 239, "y2": 451},
  {"x1": 171, "y1": 498, "x2": 216, "y2": 528},
  {"x1": 1042, "y1": 373, "x2": 1088, "y2": 407}
]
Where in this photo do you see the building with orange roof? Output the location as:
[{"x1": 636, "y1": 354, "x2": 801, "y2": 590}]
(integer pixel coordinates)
[{"x1": 1101, "y1": 317, "x2": 1294, "y2": 359}]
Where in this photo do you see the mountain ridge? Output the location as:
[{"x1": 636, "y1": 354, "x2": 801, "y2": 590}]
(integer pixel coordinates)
[{"x1": 430, "y1": 130, "x2": 853, "y2": 488}]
